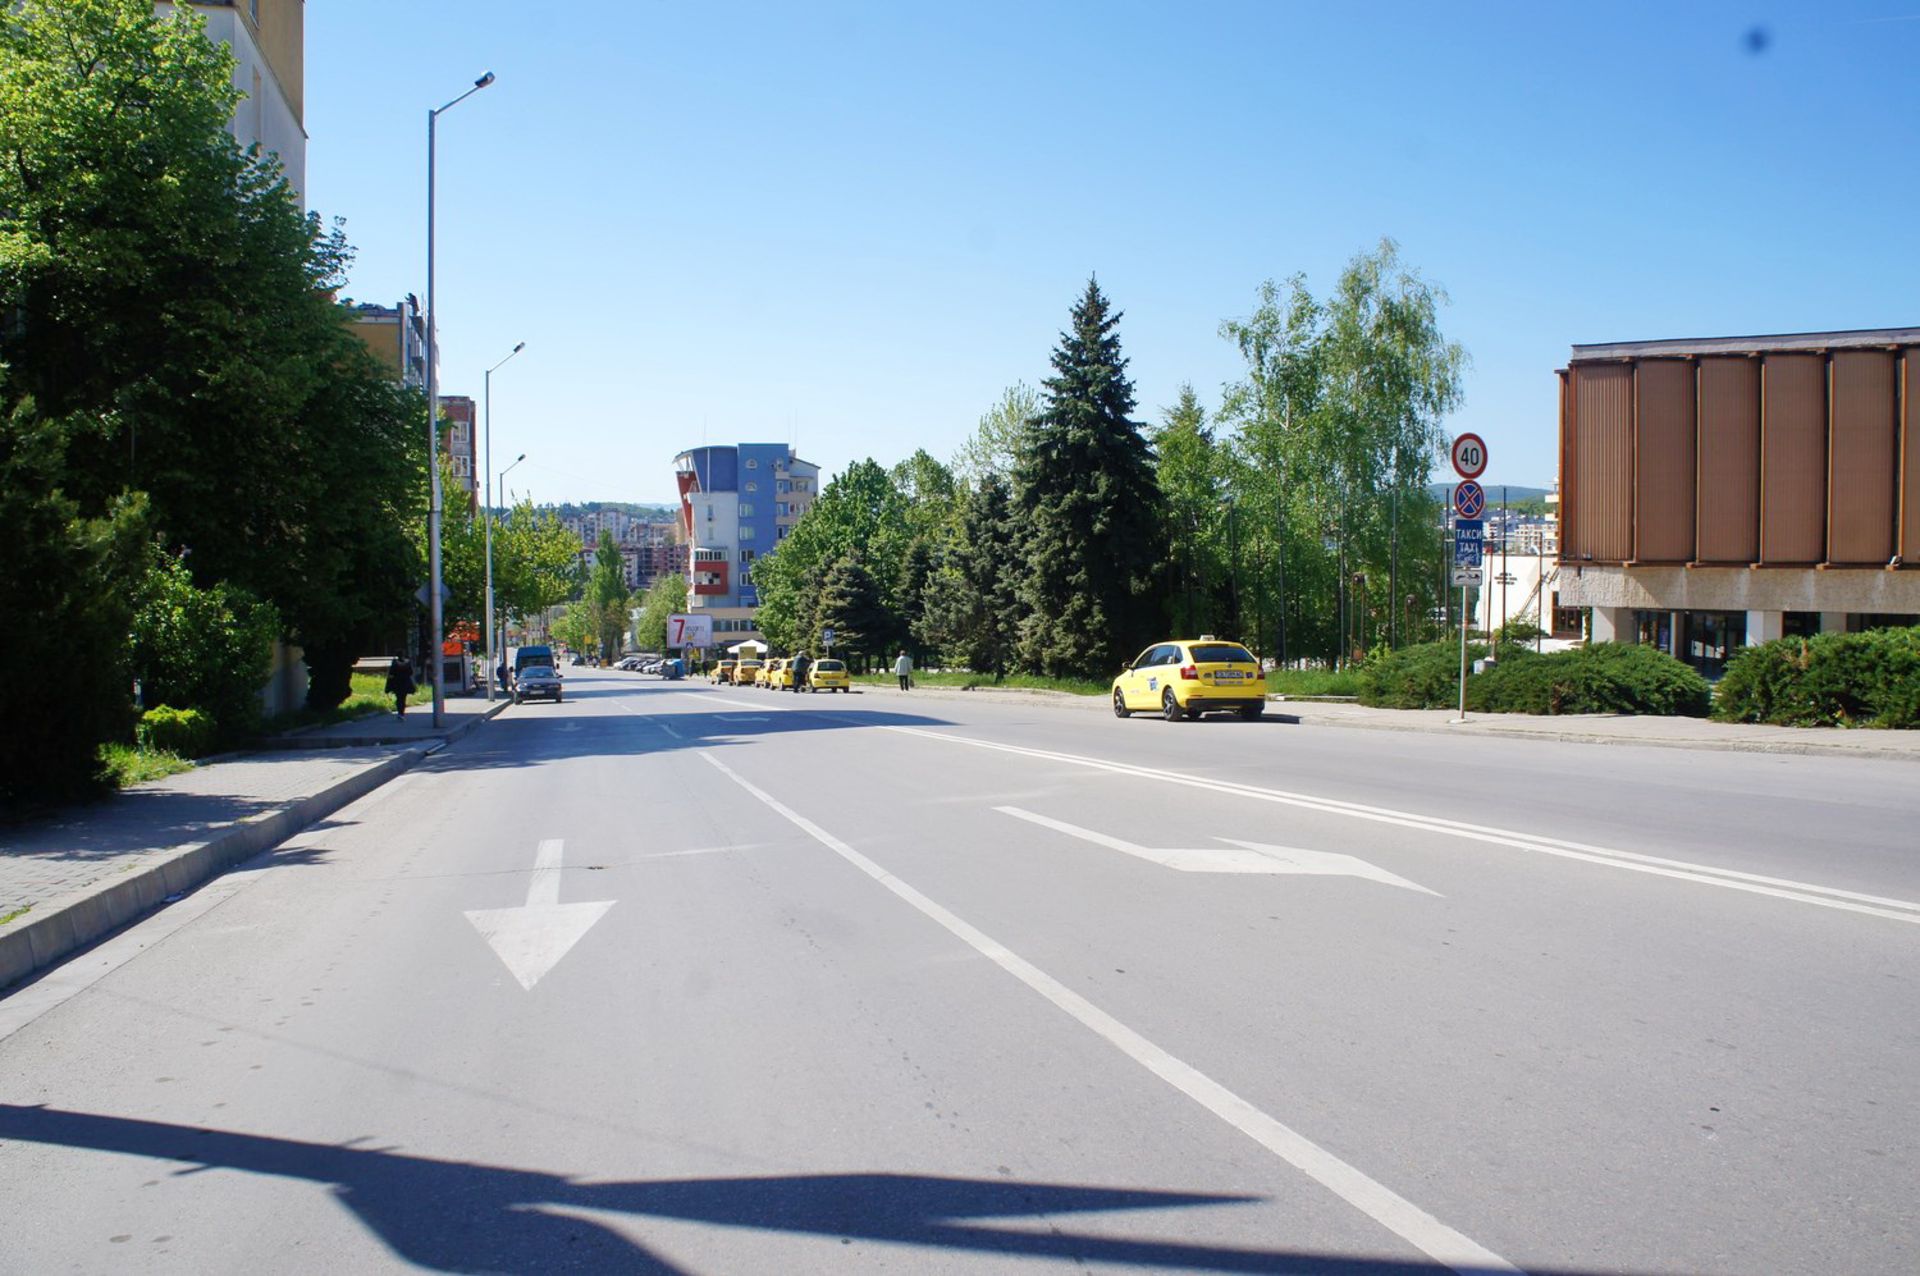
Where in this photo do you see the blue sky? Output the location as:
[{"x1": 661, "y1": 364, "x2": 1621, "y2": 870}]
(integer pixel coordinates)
[{"x1": 307, "y1": 2, "x2": 1920, "y2": 504}]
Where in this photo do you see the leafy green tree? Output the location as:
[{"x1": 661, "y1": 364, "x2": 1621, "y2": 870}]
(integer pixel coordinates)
[
  {"x1": 494, "y1": 502, "x2": 587, "y2": 624},
  {"x1": 632, "y1": 572, "x2": 689, "y2": 653},
  {"x1": 1154, "y1": 385, "x2": 1228, "y2": 637},
  {"x1": 551, "y1": 607, "x2": 594, "y2": 658},
  {"x1": 1012, "y1": 278, "x2": 1168, "y2": 678},
  {"x1": 587, "y1": 531, "x2": 629, "y2": 660},
  {"x1": 130, "y1": 542, "x2": 281, "y2": 743},
  {"x1": 0, "y1": 398, "x2": 149, "y2": 801},
  {"x1": 955, "y1": 382, "x2": 1040, "y2": 485},
  {"x1": 1217, "y1": 241, "x2": 1464, "y2": 664},
  {"x1": 0, "y1": 0, "x2": 428, "y2": 713},
  {"x1": 754, "y1": 459, "x2": 907, "y2": 652}
]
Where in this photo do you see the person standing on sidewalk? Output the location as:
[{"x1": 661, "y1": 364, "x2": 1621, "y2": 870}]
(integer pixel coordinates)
[
  {"x1": 894, "y1": 651, "x2": 913, "y2": 691},
  {"x1": 386, "y1": 656, "x2": 416, "y2": 720}
]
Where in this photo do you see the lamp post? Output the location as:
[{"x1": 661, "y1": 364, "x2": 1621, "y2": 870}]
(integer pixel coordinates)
[
  {"x1": 496, "y1": 454, "x2": 526, "y2": 670},
  {"x1": 482, "y1": 343, "x2": 525, "y2": 701},
  {"x1": 425, "y1": 70, "x2": 496, "y2": 726}
]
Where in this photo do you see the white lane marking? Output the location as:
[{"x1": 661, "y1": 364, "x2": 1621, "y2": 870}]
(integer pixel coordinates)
[
  {"x1": 668, "y1": 691, "x2": 794, "y2": 712},
  {"x1": 716, "y1": 715, "x2": 771, "y2": 723},
  {"x1": 464, "y1": 838, "x2": 616, "y2": 991},
  {"x1": 996, "y1": 807, "x2": 1438, "y2": 893},
  {"x1": 698, "y1": 750, "x2": 1513, "y2": 1273},
  {"x1": 657, "y1": 722, "x2": 682, "y2": 739},
  {"x1": 890, "y1": 728, "x2": 1920, "y2": 927}
]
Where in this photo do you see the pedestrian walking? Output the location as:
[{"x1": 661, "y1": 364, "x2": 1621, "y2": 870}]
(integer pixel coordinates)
[
  {"x1": 386, "y1": 655, "x2": 416, "y2": 721},
  {"x1": 790, "y1": 650, "x2": 811, "y2": 692},
  {"x1": 894, "y1": 650, "x2": 913, "y2": 691}
]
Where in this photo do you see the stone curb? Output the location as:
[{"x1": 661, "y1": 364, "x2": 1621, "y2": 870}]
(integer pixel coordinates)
[{"x1": 0, "y1": 745, "x2": 431, "y2": 994}]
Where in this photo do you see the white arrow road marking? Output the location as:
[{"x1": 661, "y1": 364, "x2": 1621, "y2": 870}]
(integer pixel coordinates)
[
  {"x1": 995, "y1": 807, "x2": 1438, "y2": 894},
  {"x1": 465, "y1": 839, "x2": 616, "y2": 990},
  {"x1": 699, "y1": 752, "x2": 1513, "y2": 1273},
  {"x1": 893, "y1": 728, "x2": 1920, "y2": 927}
]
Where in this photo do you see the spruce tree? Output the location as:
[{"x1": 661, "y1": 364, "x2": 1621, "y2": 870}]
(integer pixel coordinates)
[{"x1": 1012, "y1": 279, "x2": 1168, "y2": 678}]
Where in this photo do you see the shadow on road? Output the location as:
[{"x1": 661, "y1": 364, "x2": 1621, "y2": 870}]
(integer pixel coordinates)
[{"x1": 0, "y1": 1102, "x2": 1598, "y2": 1274}]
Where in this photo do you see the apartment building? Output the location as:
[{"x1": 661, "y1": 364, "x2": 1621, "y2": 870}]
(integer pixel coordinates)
[
  {"x1": 348, "y1": 298, "x2": 429, "y2": 388},
  {"x1": 163, "y1": 1, "x2": 306, "y2": 203},
  {"x1": 673, "y1": 444, "x2": 820, "y2": 646},
  {"x1": 440, "y1": 396, "x2": 478, "y2": 511}
]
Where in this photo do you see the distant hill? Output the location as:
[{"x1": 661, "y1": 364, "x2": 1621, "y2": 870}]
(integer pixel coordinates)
[
  {"x1": 1425, "y1": 483, "x2": 1550, "y2": 503},
  {"x1": 548, "y1": 500, "x2": 679, "y2": 521}
]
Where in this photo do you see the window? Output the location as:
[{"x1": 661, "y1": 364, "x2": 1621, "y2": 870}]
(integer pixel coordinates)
[
  {"x1": 739, "y1": 526, "x2": 756, "y2": 540},
  {"x1": 738, "y1": 503, "x2": 754, "y2": 517},
  {"x1": 745, "y1": 481, "x2": 758, "y2": 493},
  {"x1": 740, "y1": 548, "x2": 756, "y2": 563},
  {"x1": 777, "y1": 525, "x2": 790, "y2": 540},
  {"x1": 745, "y1": 458, "x2": 759, "y2": 469},
  {"x1": 777, "y1": 480, "x2": 792, "y2": 494},
  {"x1": 775, "y1": 502, "x2": 789, "y2": 517}
]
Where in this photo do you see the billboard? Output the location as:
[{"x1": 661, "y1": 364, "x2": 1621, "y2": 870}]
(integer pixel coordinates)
[{"x1": 666, "y1": 612, "x2": 713, "y2": 650}]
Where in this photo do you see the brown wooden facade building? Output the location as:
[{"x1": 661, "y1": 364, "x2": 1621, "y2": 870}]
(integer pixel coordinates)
[{"x1": 1557, "y1": 328, "x2": 1920, "y2": 675}]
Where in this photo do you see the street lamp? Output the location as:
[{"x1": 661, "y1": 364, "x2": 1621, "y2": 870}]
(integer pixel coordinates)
[
  {"x1": 483, "y1": 342, "x2": 526, "y2": 701},
  {"x1": 496, "y1": 454, "x2": 525, "y2": 666},
  {"x1": 425, "y1": 70, "x2": 496, "y2": 727}
]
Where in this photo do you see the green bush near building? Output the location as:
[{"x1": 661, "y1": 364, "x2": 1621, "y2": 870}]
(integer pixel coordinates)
[
  {"x1": 1471, "y1": 643, "x2": 1710, "y2": 717},
  {"x1": 1713, "y1": 627, "x2": 1920, "y2": 729},
  {"x1": 136, "y1": 706, "x2": 215, "y2": 758},
  {"x1": 1357, "y1": 639, "x2": 1489, "y2": 709},
  {"x1": 1359, "y1": 638, "x2": 1709, "y2": 716}
]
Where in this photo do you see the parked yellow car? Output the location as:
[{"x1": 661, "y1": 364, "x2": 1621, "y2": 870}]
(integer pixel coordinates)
[
  {"x1": 710, "y1": 659, "x2": 737, "y2": 685},
  {"x1": 732, "y1": 659, "x2": 763, "y2": 686},
  {"x1": 808, "y1": 658, "x2": 850, "y2": 692},
  {"x1": 1111, "y1": 637, "x2": 1265, "y2": 721},
  {"x1": 760, "y1": 658, "x2": 785, "y2": 688}
]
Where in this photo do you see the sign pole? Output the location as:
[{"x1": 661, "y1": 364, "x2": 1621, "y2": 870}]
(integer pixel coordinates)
[{"x1": 1457, "y1": 584, "x2": 1469, "y2": 722}]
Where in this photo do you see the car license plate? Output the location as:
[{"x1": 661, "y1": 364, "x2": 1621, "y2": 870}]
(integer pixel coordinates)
[{"x1": 1214, "y1": 671, "x2": 1243, "y2": 681}]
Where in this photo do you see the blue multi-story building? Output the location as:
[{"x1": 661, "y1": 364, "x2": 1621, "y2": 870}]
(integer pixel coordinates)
[{"x1": 673, "y1": 443, "x2": 820, "y2": 648}]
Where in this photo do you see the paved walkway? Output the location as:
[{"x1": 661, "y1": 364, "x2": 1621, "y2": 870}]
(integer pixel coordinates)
[
  {"x1": 1, "y1": 694, "x2": 509, "y2": 990},
  {"x1": 853, "y1": 681, "x2": 1920, "y2": 761}
]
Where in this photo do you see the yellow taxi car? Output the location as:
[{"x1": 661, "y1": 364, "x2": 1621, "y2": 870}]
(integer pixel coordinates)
[
  {"x1": 762, "y1": 658, "x2": 788, "y2": 689},
  {"x1": 731, "y1": 659, "x2": 763, "y2": 686},
  {"x1": 710, "y1": 659, "x2": 737, "y2": 685},
  {"x1": 807, "y1": 658, "x2": 850, "y2": 692},
  {"x1": 1111, "y1": 637, "x2": 1265, "y2": 721}
]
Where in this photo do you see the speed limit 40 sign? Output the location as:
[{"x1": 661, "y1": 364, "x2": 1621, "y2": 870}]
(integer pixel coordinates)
[{"x1": 1451, "y1": 433, "x2": 1488, "y2": 480}]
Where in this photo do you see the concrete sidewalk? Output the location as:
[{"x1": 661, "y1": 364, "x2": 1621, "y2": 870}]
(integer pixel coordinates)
[
  {"x1": 0, "y1": 694, "x2": 511, "y2": 993},
  {"x1": 256, "y1": 689, "x2": 508, "y2": 749},
  {"x1": 855, "y1": 680, "x2": 1920, "y2": 762}
]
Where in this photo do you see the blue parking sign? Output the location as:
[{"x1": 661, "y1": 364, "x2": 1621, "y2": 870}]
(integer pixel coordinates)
[{"x1": 1454, "y1": 518, "x2": 1484, "y2": 567}]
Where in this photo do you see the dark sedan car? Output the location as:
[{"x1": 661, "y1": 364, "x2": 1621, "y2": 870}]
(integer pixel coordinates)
[{"x1": 513, "y1": 665, "x2": 563, "y2": 704}]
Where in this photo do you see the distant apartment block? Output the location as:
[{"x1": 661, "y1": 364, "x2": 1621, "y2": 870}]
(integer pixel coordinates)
[
  {"x1": 440, "y1": 396, "x2": 478, "y2": 511},
  {"x1": 674, "y1": 444, "x2": 820, "y2": 644},
  {"x1": 348, "y1": 297, "x2": 428, "y2": 388},
  {"x1": 163, "y1": 1, "x2": 306, "y2": 203}
]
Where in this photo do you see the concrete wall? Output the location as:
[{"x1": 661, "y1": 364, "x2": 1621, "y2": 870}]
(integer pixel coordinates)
[{"x1": 1559, "y1": 565, "x2": 1920, "y2": 614}]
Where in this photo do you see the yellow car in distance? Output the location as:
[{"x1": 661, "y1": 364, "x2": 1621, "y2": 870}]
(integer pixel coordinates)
[
  {"x1": 710, "y1": 659, "x2": 737, "y2": 685},
  {"x1": 732, "y1": 659, "x2": 763, "y2": 686},
  {"x1": 762, "y1": 658, "x2": 788, "y2": 689},
  {"x1": 807, "y1": 658, "x2": 850, "y2": 692},
  {"x1": 1112, "y1": 637, "x2": 1265, "y2": 721}
]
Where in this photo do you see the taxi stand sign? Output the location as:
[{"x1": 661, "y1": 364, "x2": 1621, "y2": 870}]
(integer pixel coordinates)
[{"x1": 1453, "y1": 518, "x2": 1485, "y2": 566}]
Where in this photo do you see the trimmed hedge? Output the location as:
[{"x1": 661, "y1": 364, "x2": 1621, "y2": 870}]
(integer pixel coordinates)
[
  {"x1": 1357, "y1": 639, "x2": 1487, "y2": 709},
  {"x1": 137, "y1": 706, "x2": 214, "y2": 758},
  {"x1": 1713, "y1": 626, "x2": 1920, "y2": 729},
  {"x1": 1358, "y1": 638, "x2": 1709, "y2": 716},
  {"x1": 1471, "y1": 643, "x2": 1709, "y2": 717}
]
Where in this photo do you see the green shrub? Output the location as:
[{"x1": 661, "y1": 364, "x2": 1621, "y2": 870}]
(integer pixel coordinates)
[
  {"x1": 1715, "y1": 626, "x2": 1920, "y2": 728},
  {"x1": 1471, "y1": 642, "x2": 1709, "y2": 717},
  {"x1": 137, "y1": 705, "x2": 215, "y2": 758},
  {"x1": 1357, "y1": 639, "x2": 1486, "y2": 709},
  {"x1": 130, "y1": 543, "x2": 281, "y2": 745}
]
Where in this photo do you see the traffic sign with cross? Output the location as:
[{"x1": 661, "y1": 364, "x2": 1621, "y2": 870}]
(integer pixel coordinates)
[{"x1": 1453, "y1": 480, "x2": 1486, "y2": 520}]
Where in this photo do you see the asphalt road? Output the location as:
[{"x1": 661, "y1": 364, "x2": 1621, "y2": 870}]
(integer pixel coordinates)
[{"x1": 2, "y1": 668, "x2": 1914, "y2": 1274}]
